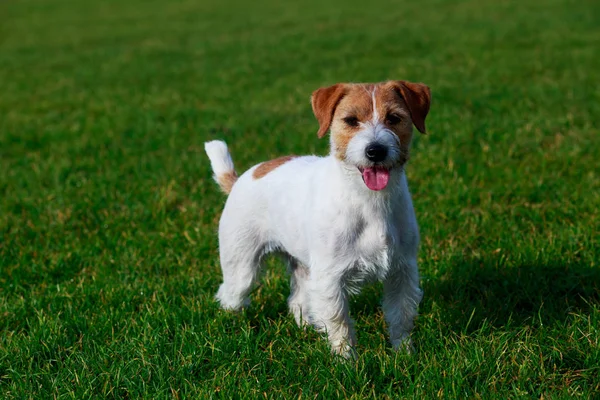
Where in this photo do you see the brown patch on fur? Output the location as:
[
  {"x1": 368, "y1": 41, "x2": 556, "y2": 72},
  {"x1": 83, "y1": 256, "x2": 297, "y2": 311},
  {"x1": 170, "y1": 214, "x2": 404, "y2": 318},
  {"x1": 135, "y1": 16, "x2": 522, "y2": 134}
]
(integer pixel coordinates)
[
  {"x1": 376, "y1": 83, "x2": 416, "y2": 164},
  {"x1": 311, "y1": 84, "x2": 347, "y2": 138},
  {"x1": 253, "y1": 155, "x2": 296, "y2": 179},
  {"x1": 216, "y1": 171, "x2": 238, "y2": 194},
  {"x1": 329, "y1": 84, "x2": 375, "y2": 160},
  {"x1": 389, "y1": 81, "x2": 431, "y2": 134}
]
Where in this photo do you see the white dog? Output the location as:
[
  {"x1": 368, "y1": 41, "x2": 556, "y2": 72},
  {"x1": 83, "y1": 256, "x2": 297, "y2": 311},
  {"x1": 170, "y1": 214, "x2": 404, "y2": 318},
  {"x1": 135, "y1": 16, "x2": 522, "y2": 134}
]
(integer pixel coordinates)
[{"x1": 205, "y1": 80, "x2": 431, "y2": 357}]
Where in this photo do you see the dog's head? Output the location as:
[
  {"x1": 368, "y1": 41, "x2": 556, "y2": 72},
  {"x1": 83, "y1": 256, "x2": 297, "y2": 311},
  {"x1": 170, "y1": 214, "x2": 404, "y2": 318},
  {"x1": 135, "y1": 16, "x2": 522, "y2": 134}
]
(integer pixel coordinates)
[{"x1": 311, "y1": 81, "x2": 430, "y2": 191}]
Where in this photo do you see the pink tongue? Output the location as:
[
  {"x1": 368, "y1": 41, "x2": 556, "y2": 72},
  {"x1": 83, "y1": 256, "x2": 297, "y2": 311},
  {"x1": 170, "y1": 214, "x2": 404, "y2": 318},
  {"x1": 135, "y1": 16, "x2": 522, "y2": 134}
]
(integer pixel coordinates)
[{"x1": 361, "y1": 167, "x2": 390, "y2": 191}]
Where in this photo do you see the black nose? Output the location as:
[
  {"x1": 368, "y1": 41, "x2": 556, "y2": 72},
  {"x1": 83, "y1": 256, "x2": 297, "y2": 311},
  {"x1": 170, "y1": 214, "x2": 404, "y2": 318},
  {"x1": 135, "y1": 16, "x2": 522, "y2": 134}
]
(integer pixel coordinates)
[{"x1": 365, "y1": 143, "x2": 388, "y2": 162}]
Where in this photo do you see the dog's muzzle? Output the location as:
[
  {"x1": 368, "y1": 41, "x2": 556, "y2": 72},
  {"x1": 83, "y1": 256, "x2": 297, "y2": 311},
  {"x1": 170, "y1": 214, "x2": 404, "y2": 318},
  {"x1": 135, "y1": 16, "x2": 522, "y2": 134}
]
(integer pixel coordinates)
[{"x1": 359, "y1": 141, "x2": 391, "y2": 191}]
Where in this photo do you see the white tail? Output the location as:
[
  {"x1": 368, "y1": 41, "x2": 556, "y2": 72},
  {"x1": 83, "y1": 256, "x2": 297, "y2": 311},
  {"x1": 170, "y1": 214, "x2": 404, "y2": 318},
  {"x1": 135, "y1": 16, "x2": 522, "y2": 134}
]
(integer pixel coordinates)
[{"x1": 204, "y1": 140, "x2": 238, "y2": 194}]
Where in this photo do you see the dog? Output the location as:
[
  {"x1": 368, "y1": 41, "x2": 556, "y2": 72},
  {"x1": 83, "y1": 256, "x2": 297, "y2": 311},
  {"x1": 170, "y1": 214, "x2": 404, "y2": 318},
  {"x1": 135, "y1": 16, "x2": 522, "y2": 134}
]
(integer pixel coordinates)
[{"x1": 204, "y1": 80, "x2": 431, "y2": 357}]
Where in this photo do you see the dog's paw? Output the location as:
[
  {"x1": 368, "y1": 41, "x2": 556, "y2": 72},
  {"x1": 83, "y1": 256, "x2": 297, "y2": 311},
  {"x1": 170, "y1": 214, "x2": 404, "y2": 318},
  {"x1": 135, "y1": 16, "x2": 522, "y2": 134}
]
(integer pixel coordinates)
[
  {"x1": 331, "y1": 341, "x2": 357, "y2": 360},
  {"x1": 215, "y1": 286, "x2": 250, "y2": 311},
  {"x1": 391, "y1": 336, "x2": 415, "y2": 354},
  {"x1": 289, "y1": 304, "x2": 310, "y2": 328}
]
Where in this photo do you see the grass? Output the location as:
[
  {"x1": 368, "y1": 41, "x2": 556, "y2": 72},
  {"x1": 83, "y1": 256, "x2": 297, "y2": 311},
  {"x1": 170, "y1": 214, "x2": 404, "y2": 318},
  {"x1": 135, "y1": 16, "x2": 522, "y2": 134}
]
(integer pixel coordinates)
[{"x1": 1, "y1": 0, "x2": 599, "y2": 397}]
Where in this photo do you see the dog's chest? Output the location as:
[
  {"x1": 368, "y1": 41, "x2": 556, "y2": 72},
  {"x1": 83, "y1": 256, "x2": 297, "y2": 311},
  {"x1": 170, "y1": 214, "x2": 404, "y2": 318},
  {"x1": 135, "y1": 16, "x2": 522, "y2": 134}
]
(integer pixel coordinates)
[
  {"x1": 338, "y1": 211, "x2": 398, "y2": 288},
  {"x1": 357, "y1": 218, "x2": 392, "y2": 261}
]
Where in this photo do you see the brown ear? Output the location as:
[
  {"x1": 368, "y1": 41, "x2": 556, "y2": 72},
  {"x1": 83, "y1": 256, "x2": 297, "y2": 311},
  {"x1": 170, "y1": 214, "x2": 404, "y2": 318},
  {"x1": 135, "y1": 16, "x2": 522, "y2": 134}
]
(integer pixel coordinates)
[
  {"x1": 392, "y1": 81, "x2": 431, "y2": 134},
  {"x1": 311, "y1": 84, "x2": 346, "y2": 138}
]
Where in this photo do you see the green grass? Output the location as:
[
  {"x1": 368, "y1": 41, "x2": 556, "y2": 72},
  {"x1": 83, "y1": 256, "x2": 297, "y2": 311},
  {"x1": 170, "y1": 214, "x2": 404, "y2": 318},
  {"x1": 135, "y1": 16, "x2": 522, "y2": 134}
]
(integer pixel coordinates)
[{"x1": 1, "y1": 0, "x2": 599, "y2": 397}]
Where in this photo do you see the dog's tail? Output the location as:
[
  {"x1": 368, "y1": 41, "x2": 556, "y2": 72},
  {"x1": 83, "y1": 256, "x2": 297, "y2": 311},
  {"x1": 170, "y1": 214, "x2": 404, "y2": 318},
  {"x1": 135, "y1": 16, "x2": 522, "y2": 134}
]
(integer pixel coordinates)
[{"x1": 204, "y1": 140, "x2": 238, "y2": 195}]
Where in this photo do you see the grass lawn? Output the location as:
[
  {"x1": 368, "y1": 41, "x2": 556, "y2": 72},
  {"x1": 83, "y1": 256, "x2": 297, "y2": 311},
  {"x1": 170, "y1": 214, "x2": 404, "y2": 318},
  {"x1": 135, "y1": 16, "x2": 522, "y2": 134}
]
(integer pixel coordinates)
[{"x1": 1, "y1": 0, "x2": 599, "y2": 397}]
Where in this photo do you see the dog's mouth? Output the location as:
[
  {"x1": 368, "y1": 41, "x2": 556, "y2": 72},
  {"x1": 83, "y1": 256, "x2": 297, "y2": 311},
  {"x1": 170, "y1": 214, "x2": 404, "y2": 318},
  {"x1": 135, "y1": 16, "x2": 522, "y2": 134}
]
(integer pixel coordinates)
[{"x1": 358, "y1": 166, "x2": 390, "y2": 191}]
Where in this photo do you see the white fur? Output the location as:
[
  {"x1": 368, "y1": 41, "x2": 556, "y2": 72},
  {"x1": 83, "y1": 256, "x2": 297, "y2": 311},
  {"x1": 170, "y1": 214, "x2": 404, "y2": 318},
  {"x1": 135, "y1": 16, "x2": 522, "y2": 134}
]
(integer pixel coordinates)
[
  {"x1": 371, "y1": 87, "x2": 379, "y2": 123},
  {"x1": 204, "y1": 140, "x2": 236, "y2": 183},
  {"x1": 205, "y1": 134, "x2": 423, "y2": 357}
]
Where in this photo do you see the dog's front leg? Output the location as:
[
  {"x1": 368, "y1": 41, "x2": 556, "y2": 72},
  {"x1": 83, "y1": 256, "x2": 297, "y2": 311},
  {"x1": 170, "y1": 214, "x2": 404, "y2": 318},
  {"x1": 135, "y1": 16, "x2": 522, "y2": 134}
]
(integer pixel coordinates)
[
  {"x1": 382, "y1": 260, "x2": 423, "y2": 352},
  {"x1": 307, "y1": 272, "x2": 356, "y2": 358}
]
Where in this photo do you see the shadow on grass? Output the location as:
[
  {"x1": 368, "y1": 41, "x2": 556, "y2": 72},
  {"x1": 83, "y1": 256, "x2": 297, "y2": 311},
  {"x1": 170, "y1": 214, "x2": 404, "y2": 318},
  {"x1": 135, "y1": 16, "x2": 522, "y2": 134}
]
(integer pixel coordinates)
[
  {"x1": 235, "y1": 256, "x2": 600, "y2": 336},
  {"x1": 426, "y1": 257, "x2": 600, "y2": 332}
]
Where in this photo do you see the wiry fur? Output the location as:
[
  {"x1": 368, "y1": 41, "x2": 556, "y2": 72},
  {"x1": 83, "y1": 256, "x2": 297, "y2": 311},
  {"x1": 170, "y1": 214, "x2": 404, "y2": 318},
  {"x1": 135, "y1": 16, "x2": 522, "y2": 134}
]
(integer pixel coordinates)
[
  {"x1": 204, "y1": 141, "x2": 237, "y2": 194},
  {"x1": 205, "y1": 80, "x2": 431, "y2": 357}
]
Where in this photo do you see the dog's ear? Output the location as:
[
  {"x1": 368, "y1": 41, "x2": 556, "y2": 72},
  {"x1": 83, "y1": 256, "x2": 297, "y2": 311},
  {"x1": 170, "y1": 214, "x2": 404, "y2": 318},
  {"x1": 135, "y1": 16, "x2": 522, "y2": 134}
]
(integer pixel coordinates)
[
  {"x1": 391, "y1": 81, "x2": 431, "y2": 134},
  {"x1": 311, "y1": 84, "x2": 347, "y2": 138}
]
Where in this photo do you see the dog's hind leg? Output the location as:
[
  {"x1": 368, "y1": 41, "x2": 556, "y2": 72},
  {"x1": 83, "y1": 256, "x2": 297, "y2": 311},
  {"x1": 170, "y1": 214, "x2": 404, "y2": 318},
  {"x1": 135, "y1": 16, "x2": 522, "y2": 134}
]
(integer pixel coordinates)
[
  {"x1": 286, "y1": 258, "x2": 310, "y2": 326},
  {"x1": 215, "y1": 229, "x2": 263, "y2": 311}
]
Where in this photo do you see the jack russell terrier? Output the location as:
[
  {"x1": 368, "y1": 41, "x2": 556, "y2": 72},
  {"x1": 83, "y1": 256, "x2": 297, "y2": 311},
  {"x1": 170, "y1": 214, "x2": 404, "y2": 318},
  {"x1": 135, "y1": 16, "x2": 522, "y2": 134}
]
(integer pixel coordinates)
[{"x1": 205, "y1": 80, "x2": 431, "y2": 357}]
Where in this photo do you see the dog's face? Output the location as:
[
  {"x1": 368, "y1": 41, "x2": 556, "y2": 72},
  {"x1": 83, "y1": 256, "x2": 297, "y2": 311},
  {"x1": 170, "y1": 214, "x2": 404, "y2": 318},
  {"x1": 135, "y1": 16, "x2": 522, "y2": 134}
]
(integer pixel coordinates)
[{"x1": 311, "y1": 81, "x2": 430, "y2": 191}]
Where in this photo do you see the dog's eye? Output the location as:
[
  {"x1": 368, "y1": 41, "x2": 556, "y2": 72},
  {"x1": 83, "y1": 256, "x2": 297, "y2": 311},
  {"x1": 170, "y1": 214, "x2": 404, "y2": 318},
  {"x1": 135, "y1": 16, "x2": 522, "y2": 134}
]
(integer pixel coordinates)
[
  {"x1": 386, "y1": 113, "x2": 403, "y2": 125},
  {"x1": 343, "y1": 116, "x2": 359, "y2": 127}
]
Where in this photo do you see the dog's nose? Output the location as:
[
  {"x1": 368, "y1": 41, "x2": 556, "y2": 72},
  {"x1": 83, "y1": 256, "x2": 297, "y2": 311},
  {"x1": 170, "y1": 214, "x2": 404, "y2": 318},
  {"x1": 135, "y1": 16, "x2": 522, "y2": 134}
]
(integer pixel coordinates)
[{"x1": 365, "y1": 143, "x2": 388, "y2": 162}]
